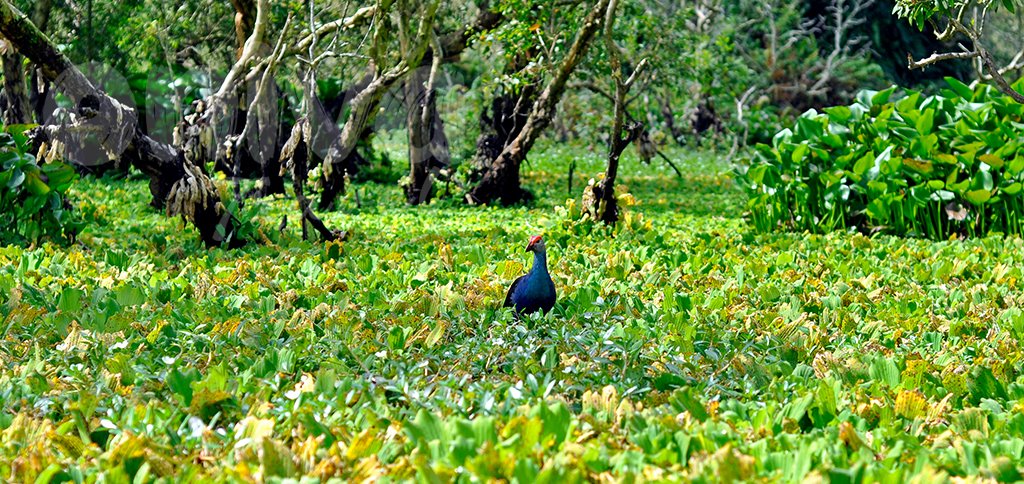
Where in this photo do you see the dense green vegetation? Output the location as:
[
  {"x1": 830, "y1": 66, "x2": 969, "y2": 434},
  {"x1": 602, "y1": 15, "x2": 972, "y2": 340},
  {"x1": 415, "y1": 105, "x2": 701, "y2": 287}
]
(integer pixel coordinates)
[
  {"x1": 738, "y1": 78, "x2": 1024, "y2": 239},
  {"x1": 4, "y1": 149, "x2": 1024, "y2": 481},
  {"x1": 0, "y1": 126, "x2": 81, "y2": 245},
  {"x1": 1, "y1": 0, "x2": 1024, "y2": 481}
]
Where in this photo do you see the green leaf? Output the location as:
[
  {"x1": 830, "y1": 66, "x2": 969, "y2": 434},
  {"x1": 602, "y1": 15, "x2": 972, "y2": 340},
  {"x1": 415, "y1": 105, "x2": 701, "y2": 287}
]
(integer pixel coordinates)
[
  {"x1": 41, "y1": 162, "x2": 77, "y2": 191},
  {"x1": 915, "y1": 109, "x2": 935, "y2": 135},
  {"x1": 6, "y1": 168, "x2": 24, "y2": 189},
  {"x1": 872, "y1": 86, "x2": 897, "y2": 106},
  {"x1": 945, "y1": 77, "x2": 974, "y2": 100},
  {"x1": 23, "y1": 171, "x2": 51, "y2": 196},
  {"x1": 824, "y1": 106, "x2": 852, "y2": 124},
  {"x1": 166, "y1": 367, "x2": 200, "y2": 406},
  {"x1": 816, "y1": 380, "x2": 837, "y2": 417},
  {"x1": 534, "y1": 401, "x2": 573, "y2": 447},
  {"x1": 978, "y1": 153, "x2": 1004, "y2": 169},
  {"x1": 670, "y1": 387, "x2": 709, "y2": 422},
  {"x1": 115, "y1": 284, "x2": 146, "y2": 307},
  {"x1": 57, "y1": 288, "x2": 84, "y2": 313},
  {"x1": 965, "y1": 189, "x2": 992, "y2": 205},
  {"x1": 791, "y1": 144, "x2": 809, "y2": 164},
  {"x1": 870, "y1": 357, "x2": 900, "y2": 387},
  {"x1": 969, "y1": 367, "x2": 1007, "y2": 402},
  {"x1": 972, "y1": 170, "x2": 994, "y2": 191},
  {"x1": 6, "y1": 124, "x2": 38, "y2": 153},
  {"x1": 902, "y1": 158, "x2": 934, "y2": 175}
]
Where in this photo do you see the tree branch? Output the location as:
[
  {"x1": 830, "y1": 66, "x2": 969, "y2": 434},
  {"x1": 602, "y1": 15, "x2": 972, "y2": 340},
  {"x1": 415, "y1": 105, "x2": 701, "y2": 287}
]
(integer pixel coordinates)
[{"x1": 908, "y1": 49, "x2": 979, "y2": 70}]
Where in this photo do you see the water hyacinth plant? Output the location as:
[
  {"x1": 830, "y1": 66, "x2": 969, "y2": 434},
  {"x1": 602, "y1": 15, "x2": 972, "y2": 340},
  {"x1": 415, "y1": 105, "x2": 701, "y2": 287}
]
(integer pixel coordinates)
[{"x1": 737, "y1": 77, "x2": 1024, "y2": 239}]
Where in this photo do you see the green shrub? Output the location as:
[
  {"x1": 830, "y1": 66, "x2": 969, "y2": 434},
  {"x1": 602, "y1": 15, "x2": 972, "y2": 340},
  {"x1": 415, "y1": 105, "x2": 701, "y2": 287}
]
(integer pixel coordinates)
[
  {"x1": 736, "y1": 77, "x2": 1024, "y2": 239},
  {"x1": 0, "y1": 125, "x2": 83, "y2": 245}
]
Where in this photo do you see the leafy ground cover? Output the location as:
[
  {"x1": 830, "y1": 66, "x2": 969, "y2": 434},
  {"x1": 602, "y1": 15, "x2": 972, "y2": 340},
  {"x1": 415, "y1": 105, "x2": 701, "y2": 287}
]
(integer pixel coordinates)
[{"x1": 3, "y1": 145, "x2": 1024, "y2": 482}]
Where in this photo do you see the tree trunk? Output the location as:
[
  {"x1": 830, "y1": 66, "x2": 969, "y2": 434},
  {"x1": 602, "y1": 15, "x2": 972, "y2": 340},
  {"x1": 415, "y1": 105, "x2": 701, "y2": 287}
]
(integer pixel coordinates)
[
  {"x1": 230, "y1": 0, "x2": 257, "y2": 59},
  {"x1": 471, "y1": 59, "x2": 536, "y2": 179},
  {"x1": 318, "y1": 1, "x2": 501, "y2": 210},
  {"x1": 404, "y1": 53, "x2": 450, "y2": 205},
  {"x1": 589, "y1": 0, "x2": 643, "y2": 225},
  {"x1": 317, "y1": 72, "x2": 387, "y2": 210},
  {"x1": 25, "y1": 0, "x2": 55, "y2": 124},
  {"x1": 281, "y1": 119, "x2": 341, "y2": 241},
  {"x1": 0, "y1": 1, "x2": 240, "y2": 247},
  {"x1": 468, "y1": 0, "x2": 611, "y2": 205},
  {"x1": 1, "y1": 49, "x2": 30, "y2": 124},
  {"x1": 591, "y1": 122, "x2": 642, "y2": 224},
  {"x1": 249, "y1": 83, "x2": 289, "y2": 198},
  {"x1": 2, "y1": 0, "x2": 49, "y2": 126},
  {"x1": 218, "y1": 0, "x2": 281, "y2": 197}
]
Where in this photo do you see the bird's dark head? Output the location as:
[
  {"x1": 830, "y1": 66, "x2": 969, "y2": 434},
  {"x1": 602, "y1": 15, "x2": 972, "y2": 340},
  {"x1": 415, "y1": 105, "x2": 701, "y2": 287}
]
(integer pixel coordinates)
[{"x1": 526, "y1": 235, "x2": 545, "y2": 253}]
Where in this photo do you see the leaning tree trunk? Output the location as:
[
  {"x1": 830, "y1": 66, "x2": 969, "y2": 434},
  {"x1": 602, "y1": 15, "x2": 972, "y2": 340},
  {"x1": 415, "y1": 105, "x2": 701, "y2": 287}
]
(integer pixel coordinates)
[
  {"x1": 404, "y1": 49, "x2": 450, "y2": 205},
  {"x1": 318, "y1": 1, "x2": 502, "y2": 210},
  {"x1": 317, "y1": 72, "x2": 388, "y2": 210},
  {"x1": 468, "y1": 0, "x2": 611, "y2": 206},
  {"x1": 0, "y1": 0, "x2": 240, "y2": 247},
  {"x1": 281, "y1": 119, "x2": 342, "y2": 241},
  {"x1": 471, "y1": 65, "x2": 536, "y2": 179},
  {"x1": 318, "y1": 0, "x2": 441, "y2": 211}
]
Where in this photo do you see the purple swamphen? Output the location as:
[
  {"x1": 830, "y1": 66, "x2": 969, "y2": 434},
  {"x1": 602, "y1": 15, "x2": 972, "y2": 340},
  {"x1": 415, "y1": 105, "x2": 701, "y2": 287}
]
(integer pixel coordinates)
[{"x1": 504, "y1": 235, "x2": 556, "y2": 316}]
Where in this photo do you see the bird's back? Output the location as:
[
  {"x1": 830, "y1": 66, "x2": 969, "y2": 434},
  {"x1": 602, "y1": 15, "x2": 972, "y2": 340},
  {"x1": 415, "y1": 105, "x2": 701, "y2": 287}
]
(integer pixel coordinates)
[
  {"x1": 505, "y1": 271, "x2": 555, "y2": 315},
  {"x1": 504, "y1": 274, "x2": 528, "y2": 308}
]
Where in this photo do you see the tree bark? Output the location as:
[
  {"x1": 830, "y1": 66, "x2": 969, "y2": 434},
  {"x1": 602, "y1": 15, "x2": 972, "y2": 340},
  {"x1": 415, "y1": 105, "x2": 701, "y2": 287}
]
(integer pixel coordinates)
[
  {"x1": 22, "y1": 0, "x2": 56, "y2": 125},
  {"x1": 317, "y1": 65, "x2": 391, "y2": 210},
  {"x1": 217, "y1": 0, "x2": 284, "y2": 198},
  {"x1": 404, "y1": 43, "x2": 450, "y2": 205},
  {"x1": 281, "y1": 119, "x2": 341, "y2": 241},
  {"x1": 471, "y1": 54, "x2": 536, "y2": 179},
  {"x1": 1, "y1": 47, "x2": 30, "y2": 124},
  {"x1": 0, "y1": 0, "x2": 240, "y2": 247},
  {"x1": 318, "y1": 0, "x2": 441, "y2": 211},
  {"x1": 230, "y1": 0, "x2": 257, "y2": 59},
  {"x1": 468, "y1": 0, "x2": 611, "y2": 206},
  {"x1": 589, "y1": 0, "x2": 645, "y2": 224},
  {"x1": 318, "y1": 1, "x2": 502, "y2": 210}
]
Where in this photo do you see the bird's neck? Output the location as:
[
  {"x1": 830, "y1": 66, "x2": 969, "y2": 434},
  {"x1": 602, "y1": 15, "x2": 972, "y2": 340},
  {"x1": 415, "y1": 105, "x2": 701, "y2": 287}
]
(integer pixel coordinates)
[{"x1": 532, "y1": 250, "x2": 548, "y2": 274}]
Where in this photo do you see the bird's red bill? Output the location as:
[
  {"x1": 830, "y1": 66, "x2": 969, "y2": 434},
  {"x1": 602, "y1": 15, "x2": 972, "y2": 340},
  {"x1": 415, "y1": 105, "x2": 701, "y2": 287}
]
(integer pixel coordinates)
[{"x1": 527, "y1": 235, "x2": 542, "y2": 250}]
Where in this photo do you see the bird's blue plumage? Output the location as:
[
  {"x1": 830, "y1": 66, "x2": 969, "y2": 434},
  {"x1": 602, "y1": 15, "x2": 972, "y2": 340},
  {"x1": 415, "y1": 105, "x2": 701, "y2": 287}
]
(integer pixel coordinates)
[{"x1": 505, "y1": 249, "x2": 556, "y2": 315}]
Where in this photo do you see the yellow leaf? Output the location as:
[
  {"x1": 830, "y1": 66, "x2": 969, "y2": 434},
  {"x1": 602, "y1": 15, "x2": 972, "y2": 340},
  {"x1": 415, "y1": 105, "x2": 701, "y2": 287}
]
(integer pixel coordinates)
[
  {"x1": 236, "y1": 416, "x2": 276, "y2": 441},
  {"x1": 346, "y1": 429, "x2": 379, "y2": 460},
  {"x1": 895, "y1": 390, "x2": 928, "y2": 419},
  {"x1": 838, "y1": 421, "x2": 863, "y2": 451}
]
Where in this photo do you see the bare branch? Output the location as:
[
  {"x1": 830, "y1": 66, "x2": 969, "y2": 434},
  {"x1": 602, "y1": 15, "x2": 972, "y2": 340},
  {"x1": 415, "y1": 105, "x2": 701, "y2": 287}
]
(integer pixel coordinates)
[
  {"x1": 289, "y1": 6, "x2": 376, "y2": 56},
  {"x1": 909, "y1": 49, "x2": 980, "y2": 70}
]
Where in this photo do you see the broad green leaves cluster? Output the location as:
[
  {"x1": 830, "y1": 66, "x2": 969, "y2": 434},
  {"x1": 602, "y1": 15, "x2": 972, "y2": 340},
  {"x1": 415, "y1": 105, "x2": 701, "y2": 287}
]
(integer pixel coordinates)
[
  {"x1": 0, "y1": 126, "x2": 82, "y2": 245},
  {"x1": 5, "y1": 147, "x2": 1024, "y2": 480},
  {"x1": 738, "y1": 78, "x2": 1024, "y2": 239}
]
